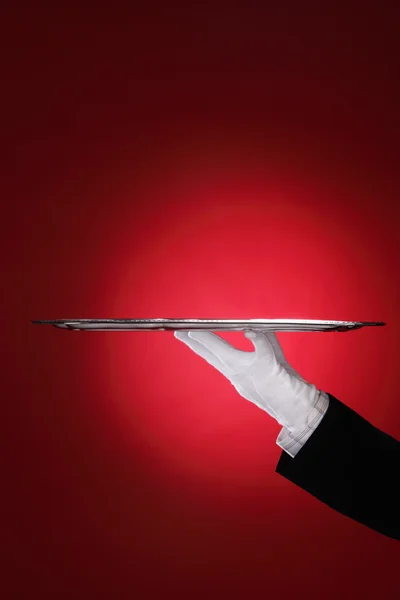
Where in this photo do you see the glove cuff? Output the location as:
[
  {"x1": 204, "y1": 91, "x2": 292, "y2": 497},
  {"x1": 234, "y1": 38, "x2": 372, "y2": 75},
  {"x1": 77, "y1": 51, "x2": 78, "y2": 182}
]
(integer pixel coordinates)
[{"x1": 276, "y1": 390, "x2": 330, "y2": 458}]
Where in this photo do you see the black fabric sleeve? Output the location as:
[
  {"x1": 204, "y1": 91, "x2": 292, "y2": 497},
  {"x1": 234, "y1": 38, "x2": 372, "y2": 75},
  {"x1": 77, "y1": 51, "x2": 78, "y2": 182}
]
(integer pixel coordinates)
[{"x1": 275, "y1": 393, "x2": 399, "y2": 540}]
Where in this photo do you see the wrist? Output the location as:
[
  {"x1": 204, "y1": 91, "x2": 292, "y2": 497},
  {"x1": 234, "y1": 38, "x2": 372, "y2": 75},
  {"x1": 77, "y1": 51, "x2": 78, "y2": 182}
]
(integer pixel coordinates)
[{"x1": 276, "y1": 391, "x2": 330, "y2": 457}]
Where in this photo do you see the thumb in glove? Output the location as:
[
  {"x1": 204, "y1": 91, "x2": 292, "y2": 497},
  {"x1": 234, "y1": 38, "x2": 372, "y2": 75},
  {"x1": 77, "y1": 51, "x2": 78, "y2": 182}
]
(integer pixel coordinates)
[{"x1": 175, "y1": 329, "x2": 319, "y2": 431}]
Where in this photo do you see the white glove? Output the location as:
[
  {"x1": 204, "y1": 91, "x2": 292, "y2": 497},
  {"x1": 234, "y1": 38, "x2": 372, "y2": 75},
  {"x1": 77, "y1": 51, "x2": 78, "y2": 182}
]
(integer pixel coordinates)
[{"x1": 174, "y1": 329, "x2": 323, "y2": 433}]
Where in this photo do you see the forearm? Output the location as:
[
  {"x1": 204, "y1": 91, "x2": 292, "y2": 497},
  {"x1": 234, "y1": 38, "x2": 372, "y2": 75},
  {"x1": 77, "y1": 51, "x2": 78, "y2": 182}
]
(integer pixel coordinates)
[{"x1": 275, "y1": 393, "x2": 400, "y2": 541}]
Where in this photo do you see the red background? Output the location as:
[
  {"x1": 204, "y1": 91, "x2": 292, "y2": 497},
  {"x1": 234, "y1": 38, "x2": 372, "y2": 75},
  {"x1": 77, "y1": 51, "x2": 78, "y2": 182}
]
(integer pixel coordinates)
[{"x1": 3, "y1": 4, "x2": 400, "y2": 599}]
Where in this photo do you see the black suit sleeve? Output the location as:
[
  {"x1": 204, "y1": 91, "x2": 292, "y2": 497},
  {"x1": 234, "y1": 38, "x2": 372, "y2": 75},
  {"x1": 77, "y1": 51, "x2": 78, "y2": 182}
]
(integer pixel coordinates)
[{"x1": 275, "y1": 393, "x2": 399, "y2": 540}]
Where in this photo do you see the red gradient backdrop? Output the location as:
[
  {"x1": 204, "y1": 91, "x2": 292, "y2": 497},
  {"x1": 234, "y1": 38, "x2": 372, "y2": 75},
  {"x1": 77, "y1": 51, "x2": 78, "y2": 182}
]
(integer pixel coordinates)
[{"x1": 2, "y1": 5, "x2": 400, "y2": 600}]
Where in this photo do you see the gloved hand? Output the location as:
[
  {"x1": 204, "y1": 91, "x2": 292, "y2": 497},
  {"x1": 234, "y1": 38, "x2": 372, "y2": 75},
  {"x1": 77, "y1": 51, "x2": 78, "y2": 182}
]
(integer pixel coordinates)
[{"x1": 174, "y1": 329, "x2": 324, "y2": 433}]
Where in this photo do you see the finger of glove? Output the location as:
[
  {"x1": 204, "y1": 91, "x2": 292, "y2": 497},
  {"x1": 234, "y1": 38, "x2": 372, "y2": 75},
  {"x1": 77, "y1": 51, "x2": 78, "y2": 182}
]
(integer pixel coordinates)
[
  {"x1": 187, "y1": 331, "x2": 251, "y2": 369},
  {"x1": 243, "y1": 330, "x2": 277, "y2": 360},
  {"x1": 174, "y1": 331, "x2": 230, "y2": 375},
  {"x1": 263, "y1": 332, "x2": 289, "y2": 365},
  {"x1": 262, "y1": 332, "x2": 303, "y2": 378},
  {"x1": 262, "y1": 332, "x2": 308, "y2": 382}
]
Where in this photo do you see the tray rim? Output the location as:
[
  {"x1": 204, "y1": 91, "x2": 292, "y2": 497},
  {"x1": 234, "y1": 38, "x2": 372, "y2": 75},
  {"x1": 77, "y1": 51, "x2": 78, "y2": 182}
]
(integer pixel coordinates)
[
  {"x1": 31, "y1": 318, "x2": 386, "y2": 332},
  {"x1": 32, "y1": 319, "x2": 385, "y2": 325}
]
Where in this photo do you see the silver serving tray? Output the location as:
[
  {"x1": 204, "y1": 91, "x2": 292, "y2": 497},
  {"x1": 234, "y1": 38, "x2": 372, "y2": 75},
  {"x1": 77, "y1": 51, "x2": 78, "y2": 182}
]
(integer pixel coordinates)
[{"x1": 31, "y1": 319, "x2": 386, "y2": 332}]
